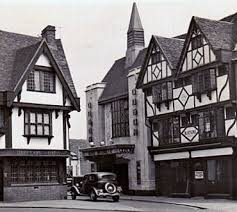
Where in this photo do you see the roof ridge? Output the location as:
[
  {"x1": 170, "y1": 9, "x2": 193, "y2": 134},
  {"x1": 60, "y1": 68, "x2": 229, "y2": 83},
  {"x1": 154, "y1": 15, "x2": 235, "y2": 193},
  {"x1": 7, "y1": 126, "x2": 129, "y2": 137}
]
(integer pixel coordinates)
[
  {"x1": 194, "y1": 16, "x2": 233, "y2": 25},
  {"x1": 0, "y1": 29, "x2": 40, "y2": 40},
  {"x1": 153, "y1": 35, "x2": 185, "y2": 41}
]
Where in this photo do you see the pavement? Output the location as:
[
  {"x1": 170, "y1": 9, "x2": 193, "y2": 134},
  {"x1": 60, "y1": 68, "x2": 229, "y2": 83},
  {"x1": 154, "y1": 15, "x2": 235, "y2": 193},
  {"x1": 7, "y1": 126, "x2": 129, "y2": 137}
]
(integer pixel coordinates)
[{"x1": 0, "y1": 195, "x2": 236, "y2": 211}]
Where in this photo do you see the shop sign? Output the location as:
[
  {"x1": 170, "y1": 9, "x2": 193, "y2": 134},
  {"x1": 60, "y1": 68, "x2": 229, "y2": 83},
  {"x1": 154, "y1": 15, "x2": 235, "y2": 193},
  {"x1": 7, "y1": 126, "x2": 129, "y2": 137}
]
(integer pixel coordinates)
[{"x1": 195, "y1": 171, "x2": 204, "y2": 179}]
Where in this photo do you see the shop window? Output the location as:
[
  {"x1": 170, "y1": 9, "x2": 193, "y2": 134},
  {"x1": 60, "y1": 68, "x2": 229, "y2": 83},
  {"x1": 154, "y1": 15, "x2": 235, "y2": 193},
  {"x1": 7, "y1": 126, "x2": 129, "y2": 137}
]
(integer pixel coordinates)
[
  {"x1": 11, "y1": 159, "x2": 58, "y2": 184},
  {"x1": 226, "y1": 106, "x2": 235, "y2": 120},
  {"x1": 111, "y1": 99, "x2": 129, "y2": 138}
]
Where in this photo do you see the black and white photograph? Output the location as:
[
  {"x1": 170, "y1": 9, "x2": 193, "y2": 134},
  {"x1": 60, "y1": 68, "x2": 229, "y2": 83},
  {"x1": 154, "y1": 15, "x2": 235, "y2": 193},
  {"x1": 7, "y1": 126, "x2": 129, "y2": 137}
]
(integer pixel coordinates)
[{"x1": 0, "y1": 0, "x2": 236, "y2": 211}]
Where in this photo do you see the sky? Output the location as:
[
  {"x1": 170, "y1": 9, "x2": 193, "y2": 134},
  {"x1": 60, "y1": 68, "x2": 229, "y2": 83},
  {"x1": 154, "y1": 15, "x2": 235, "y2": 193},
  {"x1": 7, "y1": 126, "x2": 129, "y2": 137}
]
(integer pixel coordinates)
[{"x1": 0, "y1": 0, "x2": 236, "y2": 139}]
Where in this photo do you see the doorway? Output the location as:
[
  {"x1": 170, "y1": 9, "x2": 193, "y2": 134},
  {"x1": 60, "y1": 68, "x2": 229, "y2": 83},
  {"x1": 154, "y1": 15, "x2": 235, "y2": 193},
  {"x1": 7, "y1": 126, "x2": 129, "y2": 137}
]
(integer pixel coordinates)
[
  {"x1": 192, "y1": 160, "x2": 205, "y2": 196},
  {"x1": 114, "y1": 163, "x2": 129, "y2": 194}
]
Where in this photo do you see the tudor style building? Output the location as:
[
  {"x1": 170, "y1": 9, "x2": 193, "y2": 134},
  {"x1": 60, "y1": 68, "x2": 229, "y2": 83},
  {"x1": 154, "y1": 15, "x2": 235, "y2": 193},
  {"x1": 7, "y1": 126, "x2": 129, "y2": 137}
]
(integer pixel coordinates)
[
  {"x1": 0, "y1": 26, "x2": 80, "y2": 201},
  {"x1": 83, "y1": 3, "x2": 155, "y2": 194},
  {"x1": 137, "y1": 14, "x2": 237, "y2": 198}
]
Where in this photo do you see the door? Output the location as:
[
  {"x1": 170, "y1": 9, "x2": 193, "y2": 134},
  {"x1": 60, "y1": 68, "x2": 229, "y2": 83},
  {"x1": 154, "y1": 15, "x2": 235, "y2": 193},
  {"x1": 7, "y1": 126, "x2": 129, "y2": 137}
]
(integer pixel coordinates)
[
  {"x1": 192, "y1": 160, "x2": 205, "y2": 196},
  {"x1": 114, "y1": 164, "x2": 129, "y2": 194}
]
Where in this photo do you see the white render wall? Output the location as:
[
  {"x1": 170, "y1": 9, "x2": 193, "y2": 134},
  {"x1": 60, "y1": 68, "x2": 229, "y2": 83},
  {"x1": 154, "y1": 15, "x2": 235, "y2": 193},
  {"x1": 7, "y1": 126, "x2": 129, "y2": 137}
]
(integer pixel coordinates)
[
  {"x1": 15, "y1": 75, "x2": 64, "y2": 106},
  {"x1": 128, "y1": 68, "x2": 156, "y2": 191},
  {"x1": 11, "y1": 108, "x2": 64, "y2": 150}
]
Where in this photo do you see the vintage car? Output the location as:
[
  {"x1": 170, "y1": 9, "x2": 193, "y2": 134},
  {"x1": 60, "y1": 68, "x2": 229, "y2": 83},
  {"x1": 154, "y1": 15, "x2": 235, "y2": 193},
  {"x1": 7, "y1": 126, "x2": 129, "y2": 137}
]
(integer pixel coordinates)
[{"x1": 70, "y1": 172, "x2": 122, "y2": 202}]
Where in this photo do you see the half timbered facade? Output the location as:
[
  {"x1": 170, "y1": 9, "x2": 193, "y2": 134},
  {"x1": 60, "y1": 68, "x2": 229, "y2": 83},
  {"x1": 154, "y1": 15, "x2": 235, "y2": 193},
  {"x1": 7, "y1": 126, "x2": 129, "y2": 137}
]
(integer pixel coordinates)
[
  {"x1": 0, "y1": 26, "x2": 80, "y2": 201},
  {"x1": 137, "y1": 15, "x2": 237, "y2": 198}
]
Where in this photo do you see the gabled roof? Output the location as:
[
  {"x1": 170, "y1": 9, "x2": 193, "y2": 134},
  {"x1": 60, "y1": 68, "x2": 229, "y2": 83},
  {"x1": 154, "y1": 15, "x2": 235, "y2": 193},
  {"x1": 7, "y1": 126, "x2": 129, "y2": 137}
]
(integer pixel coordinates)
[
  {"x1": 154, "y1": 36, "x2": 184, "y2": 69},
  {"x1": 128, "y1": 2, "x2": 143, "y2": 32},
  {"x1": 129, "y1": 48, "x2": 147, "y2": 70},
  {"x1": 136, "y1": 36, "x2": 184, "y2": 89},
  {"x1": 99, "y1": 57, "x2": 128, "y2": 103},
  {"x1": 194, "y1": 16, "x2": 234, "y2": 51},
  {"x1": 0, "y1": 29, "x2": 78, "y2": 98}
]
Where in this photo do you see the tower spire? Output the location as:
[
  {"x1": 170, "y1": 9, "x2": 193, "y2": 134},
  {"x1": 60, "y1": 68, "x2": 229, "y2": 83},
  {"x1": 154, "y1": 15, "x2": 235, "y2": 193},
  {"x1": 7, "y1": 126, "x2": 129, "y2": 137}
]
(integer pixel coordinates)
[
  {"x1": 125, "y1": 2, "x2": 145, "y2": 68},
  {"x1": 128, "y1": 2, "x2": 143, "y2": 33}
]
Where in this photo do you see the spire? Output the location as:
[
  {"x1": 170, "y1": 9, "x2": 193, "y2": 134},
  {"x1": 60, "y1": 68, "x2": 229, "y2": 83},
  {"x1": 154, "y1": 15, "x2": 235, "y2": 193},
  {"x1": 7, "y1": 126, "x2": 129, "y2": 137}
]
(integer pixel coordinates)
[
  {"x1": 128, "y1": 2, "x2": 143, "y2": 33},
  {"x1": 125, "y1": 2, "x2": 145, "y2": 68}
]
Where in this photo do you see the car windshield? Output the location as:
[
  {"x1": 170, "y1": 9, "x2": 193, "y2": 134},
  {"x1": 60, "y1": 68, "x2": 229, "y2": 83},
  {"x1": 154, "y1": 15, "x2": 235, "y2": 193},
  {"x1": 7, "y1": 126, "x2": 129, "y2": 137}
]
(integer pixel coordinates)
[{"x1": 101, "y1": 174, "x2": 116, "y2": 181}]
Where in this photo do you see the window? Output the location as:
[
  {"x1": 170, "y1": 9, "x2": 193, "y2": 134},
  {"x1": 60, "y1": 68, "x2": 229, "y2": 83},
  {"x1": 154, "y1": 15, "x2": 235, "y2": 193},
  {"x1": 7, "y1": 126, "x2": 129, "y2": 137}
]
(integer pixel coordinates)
[
  {"x1": 218, "y1": 64, "x2": 228, "y2": 76},
  {"x1": 191, "y1": 35, "x2": 203, "y2": 50},
  {"x1": 11, "y1": 159, "x2": 58, "y2": 184},
  {"x1": 154, "y1": 116, "x2": 180, "y2": 145},
  {"x1": 192, "y1": 69, "x2": 216, "y2": 97},
  {"x1": 198, "y1": 110, "x2": 217, "y2": 139},
  {"x1": 152, "y1": 81, "x2": 172, "y2": 104},
  {"x1": 226, "y1": 106, "x2": 235, "y2": 120},
  {"x1": 111, "y1": 99, "x2": 129, "y2": 138},
  {"x1": 174, "y1": 76, "x2": 192, "y2": 88},
  {"x1": 151, "y1": 52, "x2": 161, "y2": 64},
  {"x1": 27, "y1": 69, "x2": 55, "y2": 93},
  {"x1": 24, "y1": 110, "x2": 52, "y2": 136}
]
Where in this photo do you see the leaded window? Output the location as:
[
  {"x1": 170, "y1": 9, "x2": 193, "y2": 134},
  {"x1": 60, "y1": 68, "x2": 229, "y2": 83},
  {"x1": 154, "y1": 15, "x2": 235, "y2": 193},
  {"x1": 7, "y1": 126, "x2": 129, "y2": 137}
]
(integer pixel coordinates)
[
  {"x1": 192, "y1": 68, "x2": 216, "y2": 99},
  {"x1": 0, "y1": 109, "x2": 4, "y2": 128},
  {"x1": 10, "y1": 159, "x2": 58, "y2": 184},
  {"x1": 152, "y1": 81, "x2": 172, "y2": 105},
  {"x1": 198, "y1": 110, "x2": 217, "y2": 139},
  {"x1": 153, "y1": 116, "x2": 180, "y2": 145},
  {"x1": 111, "y1": 99, "x2": 129, "y2": 138},
  {"x1": 27, "y1": 69, "x2": 55, "y2": 93},
  {"x1": 24, "y1": 110, "x2": 52, "y2": 136}
]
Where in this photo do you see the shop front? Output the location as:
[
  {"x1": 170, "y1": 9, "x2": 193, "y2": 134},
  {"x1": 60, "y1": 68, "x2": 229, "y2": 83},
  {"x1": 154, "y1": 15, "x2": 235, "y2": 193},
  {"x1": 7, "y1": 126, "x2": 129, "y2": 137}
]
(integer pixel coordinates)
[{"x1": 154, "y1": 147, "x2": 235, "y2": 198}]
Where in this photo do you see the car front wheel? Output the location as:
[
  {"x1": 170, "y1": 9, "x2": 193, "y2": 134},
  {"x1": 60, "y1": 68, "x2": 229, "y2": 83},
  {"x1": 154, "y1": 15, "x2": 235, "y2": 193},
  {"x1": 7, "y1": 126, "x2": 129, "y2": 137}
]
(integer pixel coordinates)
[
  {"x1": 112, "y1": 196, "x2": 119, "y2": 202},
  {"x1": 71, "y1": 190, "x2": 76, "y2": 200},
  {"x1": 90, "y1": 190, "x2": 97, "y2": 201}
]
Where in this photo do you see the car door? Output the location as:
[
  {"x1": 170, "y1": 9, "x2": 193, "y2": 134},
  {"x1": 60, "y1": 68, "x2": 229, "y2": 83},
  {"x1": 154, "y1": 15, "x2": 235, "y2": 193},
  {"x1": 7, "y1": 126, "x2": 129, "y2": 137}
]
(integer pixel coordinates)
[{"x1": 80, "y1": 175, "x2": 88, "y2": 194}]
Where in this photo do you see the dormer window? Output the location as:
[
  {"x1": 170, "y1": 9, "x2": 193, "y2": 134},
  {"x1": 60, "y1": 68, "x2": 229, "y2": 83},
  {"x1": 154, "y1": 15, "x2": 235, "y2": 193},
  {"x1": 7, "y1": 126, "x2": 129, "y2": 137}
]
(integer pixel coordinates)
[{"x1": 27, "y1": 68, "x2": 55, "y2": 93}]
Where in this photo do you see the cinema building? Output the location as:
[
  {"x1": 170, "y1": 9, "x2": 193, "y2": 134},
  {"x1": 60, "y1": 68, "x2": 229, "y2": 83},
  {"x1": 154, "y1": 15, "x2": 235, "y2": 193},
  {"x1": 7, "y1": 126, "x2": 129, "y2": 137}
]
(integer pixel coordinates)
[
  {"x1": 137, "y1": 13, "x2": 237, "y2": 198},
  {"x1": 83, "y1": 3, "x2": 156, "y2": 194}
]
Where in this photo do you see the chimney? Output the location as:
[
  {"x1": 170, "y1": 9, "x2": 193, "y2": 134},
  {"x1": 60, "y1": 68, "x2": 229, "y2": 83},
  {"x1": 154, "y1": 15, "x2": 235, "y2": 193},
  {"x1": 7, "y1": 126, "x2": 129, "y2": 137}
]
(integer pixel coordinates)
[{"x1": 41, "y1": 25, "x2": 56, "y2": 46}]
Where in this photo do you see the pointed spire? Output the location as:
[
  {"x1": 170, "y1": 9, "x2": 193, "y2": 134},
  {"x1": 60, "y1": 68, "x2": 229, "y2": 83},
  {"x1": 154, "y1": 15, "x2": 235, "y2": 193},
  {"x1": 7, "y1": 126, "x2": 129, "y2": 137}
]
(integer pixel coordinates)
[
  {"x1": 128, "y1": 2, "x2": 143, "y2": 33},
  {"x1": 125, "y1": 2, "x2": 145, "y2": 68}
]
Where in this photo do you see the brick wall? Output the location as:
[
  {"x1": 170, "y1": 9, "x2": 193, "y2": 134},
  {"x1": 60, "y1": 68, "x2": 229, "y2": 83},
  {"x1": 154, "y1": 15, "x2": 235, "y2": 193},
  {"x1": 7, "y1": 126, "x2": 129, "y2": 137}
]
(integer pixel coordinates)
[{"x1": 4, "y1": 184, "x2": 67, "y2": 202}]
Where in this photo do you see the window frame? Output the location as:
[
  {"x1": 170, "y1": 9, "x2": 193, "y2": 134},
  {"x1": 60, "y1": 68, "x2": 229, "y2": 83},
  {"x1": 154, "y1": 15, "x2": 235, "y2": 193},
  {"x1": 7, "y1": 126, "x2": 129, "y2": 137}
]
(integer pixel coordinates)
[
  {"x1": 111, "y1": 99, "x2": 129, "y2": 138},
  {"x1": 24, "y1": 109, "x2": 53, "y2": 138},
  {"x1": 27, "y1": 67, "x2": 56, "y2": 93}
]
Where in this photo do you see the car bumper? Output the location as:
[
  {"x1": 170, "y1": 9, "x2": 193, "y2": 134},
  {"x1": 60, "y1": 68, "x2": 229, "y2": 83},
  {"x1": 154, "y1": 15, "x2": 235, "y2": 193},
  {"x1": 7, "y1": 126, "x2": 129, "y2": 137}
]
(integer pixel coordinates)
[{"x1": 96, "y1": 191, "x2": 120, "y2": 197}]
